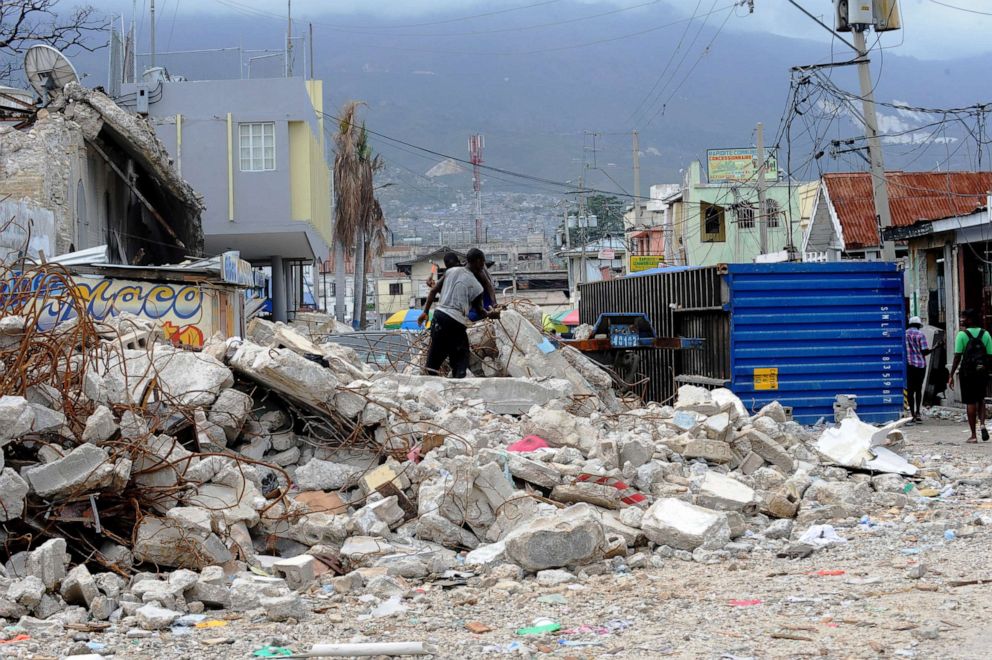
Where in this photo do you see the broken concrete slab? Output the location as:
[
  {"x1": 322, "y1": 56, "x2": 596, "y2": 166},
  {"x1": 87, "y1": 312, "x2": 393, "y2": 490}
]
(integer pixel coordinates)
[
  {"x1": 271, "y1": 554, "x2": 317, "y2": 591},
  {"x1": 59, "y1": 564, "x2": 99, "y2": 608},
  {"x1": 503, "y1": 503, "x2": 606, "y2": 571},
  {"x1": 294, "y1": 459, "x2": 361, "y2": 491},
  {"x1": 746, "y1": 429, "x2": 796, "y2": 473},
  {"x1": 0, "y1": 468, "x2": 29, "y2": 521},
  {"x1": 551, "y1": 482, "x2": 622, "y2": 509},
  {"x1": 81, "y1": 405, "x2": 117, "y2": 444},
  {"x1": 682, "y1": 439, "x2": 734, "y2": 464},
  {"x1": 641, "y1": 498, "x2": 730, "y2": 551},
  {"x1": 208, "y1": 388, "x2": 253, "y2": 442},
  {"x1": 133, "y1": 518, "x2": 232, "y2": 569},
  {"x1": 693, "y1": 471, "x2": 757, "y2": 513},
  {"x1": 23, "y1": 443, "x2": 114, "y2": 498}
]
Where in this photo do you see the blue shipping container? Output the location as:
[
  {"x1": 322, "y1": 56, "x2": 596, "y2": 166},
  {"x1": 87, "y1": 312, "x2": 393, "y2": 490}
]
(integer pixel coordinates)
[{"x1": 724, "y1": 262, "x2": 905, "y2": 425}]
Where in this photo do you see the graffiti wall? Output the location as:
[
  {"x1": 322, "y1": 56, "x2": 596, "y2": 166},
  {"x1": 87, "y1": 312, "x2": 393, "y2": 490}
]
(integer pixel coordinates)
[{"x1": 2, "y1": 273, "x2": 237, "y2": 348}]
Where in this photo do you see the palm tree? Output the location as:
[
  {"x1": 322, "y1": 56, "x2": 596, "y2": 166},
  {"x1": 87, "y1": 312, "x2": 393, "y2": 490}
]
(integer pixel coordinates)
[{"x1": 332, "y1": 101, "x2": 385, "y2": 329}]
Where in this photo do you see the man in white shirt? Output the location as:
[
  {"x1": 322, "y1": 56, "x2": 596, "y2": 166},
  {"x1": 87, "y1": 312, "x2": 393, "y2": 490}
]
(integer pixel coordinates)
[{"x1": 421, "y1": 248, "x2": 500, "y2": 377}]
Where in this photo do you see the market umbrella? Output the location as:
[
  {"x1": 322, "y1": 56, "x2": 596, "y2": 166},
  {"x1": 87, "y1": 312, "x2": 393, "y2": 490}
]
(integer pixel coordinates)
[
  {"x1": 542, "y1": 314, "x2": 567, "y2": 334},
  {"x1": 383, "y1": 309, "x2": 430, "y2": 330},
  {"x1": 559, "y1": 309, "x2": 580, "y2": 326}
]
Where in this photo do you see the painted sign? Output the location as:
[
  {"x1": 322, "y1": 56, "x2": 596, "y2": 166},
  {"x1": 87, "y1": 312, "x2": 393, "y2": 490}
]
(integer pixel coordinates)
[
  {"x1": 706, "y1": 148, "x2": 779, "y2": 182},
  {"x1": 1, "y1": 272, "x2": 219, "y2": 347},
  {"x1": 753, "y1": 367, "x2": 779, "y2": 391},
  {"x1": 597, "y1": 248, "x2": 616, "y2": 260},
  {"x1": 220, "y1": 251, "x2": 256, "y2": 286},
  {"x1": 629, "y1": 256, "x2": 665, "y2": 272}
]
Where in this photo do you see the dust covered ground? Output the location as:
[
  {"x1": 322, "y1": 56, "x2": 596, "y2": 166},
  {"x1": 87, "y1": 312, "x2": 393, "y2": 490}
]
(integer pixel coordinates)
[{"x1": 7, "y1": 417, "x2": 992, "y2": 660}]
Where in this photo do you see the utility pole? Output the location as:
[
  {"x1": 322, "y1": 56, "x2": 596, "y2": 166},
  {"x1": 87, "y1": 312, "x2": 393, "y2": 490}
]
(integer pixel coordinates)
[
  {"x1": 578, "y1": 173, "x2": 586, "y2": 286},
  {"x1": 852, "y1": 27, "x2": 895, "y2": 261},
  {"x1": 286, "y1": 0, "x2": 293, "y2": 77},
  {"x1": 309, "y1": 23, "x2": 314, "y2": 79},
  {"x1": 149, "y1": 0, "x2": 156, "y2": 68},
  {"x1": 632, "y1": 130, "x2": 642, "y2": 242},
  {"x1": 755, "y1": 121, "x2": 769, "y2": 256}
]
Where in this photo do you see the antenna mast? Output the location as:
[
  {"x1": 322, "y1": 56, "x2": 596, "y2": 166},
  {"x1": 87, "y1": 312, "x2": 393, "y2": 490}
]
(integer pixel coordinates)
[
  {"x1": 150, "y1": 0, "x2": 156, "y2": 68},
  {"x1": 469, "y1": 134, "x2": 485, "y2": 243}
]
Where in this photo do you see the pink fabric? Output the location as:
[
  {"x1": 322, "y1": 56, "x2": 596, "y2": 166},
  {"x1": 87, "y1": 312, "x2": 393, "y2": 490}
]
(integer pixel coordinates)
[{"x1": 507, "y1": 435, "x2": 549, "y2": 453}]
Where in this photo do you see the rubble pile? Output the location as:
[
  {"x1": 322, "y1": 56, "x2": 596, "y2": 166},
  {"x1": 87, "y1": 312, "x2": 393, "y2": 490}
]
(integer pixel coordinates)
[{"x1": 0, "y1": 271, "x2": 944, "y2": 635}]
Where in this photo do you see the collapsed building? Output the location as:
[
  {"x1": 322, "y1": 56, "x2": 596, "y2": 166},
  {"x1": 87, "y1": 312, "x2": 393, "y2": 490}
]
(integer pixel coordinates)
[
  {"x1": 0, "y1": 263, "x2": 931, "y2": 631},
  {"x1": 0, "y1": 82, "x2": 203, "y2": 265}
]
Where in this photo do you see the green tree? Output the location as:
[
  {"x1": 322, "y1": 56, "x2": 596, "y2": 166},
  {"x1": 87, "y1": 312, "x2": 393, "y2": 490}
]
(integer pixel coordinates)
[{"x1": 560, "y1": 194, "x2": 625, "y2": 245}]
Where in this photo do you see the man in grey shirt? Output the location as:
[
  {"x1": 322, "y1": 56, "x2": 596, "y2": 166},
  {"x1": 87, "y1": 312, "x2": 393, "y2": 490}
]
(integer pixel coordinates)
[{"x1": 421, "y1": 248, "x2": 500, "y2": 377}]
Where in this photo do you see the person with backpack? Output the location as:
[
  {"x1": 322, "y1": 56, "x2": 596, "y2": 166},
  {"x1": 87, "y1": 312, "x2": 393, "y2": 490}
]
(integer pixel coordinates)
[{"x1": 947, "y1": 308, "x2": 992, "y2": 443}]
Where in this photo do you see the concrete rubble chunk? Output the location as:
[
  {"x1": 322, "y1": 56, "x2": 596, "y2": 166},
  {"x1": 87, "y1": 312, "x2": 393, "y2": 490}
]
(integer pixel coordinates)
[
  {"x1": 9, "y1": 576, "x2": 46, "y2": 609},
  {"x1": 208, "y1": 388, "x2": 254, "y2": 441},
  {"x1": 133, "y1": 518, "x2": 233, "y2": 569},
  {"x1": 503, "y1": 503, "x2": 607, "y2": 571},
  {"x1": 641, "y1": 498, "x2": 730, "y2": 551},
  {"x1": 0, "y1": 396, "x2": 39, "y2": 446},
  {"x1": 675, "y1": 385, "x2": 720, "y2": 415},
  {"x1": 136, "y1": 603, "x2": 183, "y2": 630},
  {"x1": 261, "y1": 593, "x2": 308, "y2": 622},
  {"x1": 24, "y1": 444, "x2": 114, "y2": 498},
  {"x1": 81, "y1": 405, "x2": 117, "y2": 443},
  {"x1": 0, "y1": 468, "x2": 29, "y2": 521},
  {"x1": 25, "y1": 538, "x2": 69, "y2": 591},
  {"x1": 682, "y1": 439, "x2": 734, "y2": 464},
  {"x1": 59, "y1": 564, "x2": 99, "y2": 607},
  {"x1": 229, "y1": 342, "x2": 340, "y2": 416},
  {"x1": 551, "y1": 482, "x2": 622, "y2": 509},
  {"x1": 106, "y1": 347, "x2": 234, "y2": 408},
  {"x1": 693, "y1": 471, "x2": 757, "y2": 513},
  {"x1": 746, "y1": 429, "x2": 796, "y2": 472},
  {"x1": 271, "y1": 554, "x2": 317, "y2": 591},
  {"x1": 294, "y1": 459, "x2": 361, "y2": 491}
]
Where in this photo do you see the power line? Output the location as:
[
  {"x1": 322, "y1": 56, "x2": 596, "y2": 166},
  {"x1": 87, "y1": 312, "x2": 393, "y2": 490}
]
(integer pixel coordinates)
[{"x1": 928, "y1": 0, "x2": 992, "y2": 16}]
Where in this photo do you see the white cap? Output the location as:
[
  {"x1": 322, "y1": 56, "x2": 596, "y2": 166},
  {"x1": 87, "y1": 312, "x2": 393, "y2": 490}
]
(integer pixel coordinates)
[{"x1": 909, "y1": 316, "x2": 923, "y2": 326}]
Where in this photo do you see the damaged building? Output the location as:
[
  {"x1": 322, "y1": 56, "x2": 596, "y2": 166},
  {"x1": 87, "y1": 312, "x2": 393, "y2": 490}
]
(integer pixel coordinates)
[{"x1": 0, "y1": 82, "x2": 203, "y2": 265}]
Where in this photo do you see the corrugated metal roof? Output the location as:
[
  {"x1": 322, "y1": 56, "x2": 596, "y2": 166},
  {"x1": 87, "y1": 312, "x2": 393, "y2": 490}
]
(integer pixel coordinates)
[{"x1": 824, "y1": 171, "x2": 992, "y2": 249}]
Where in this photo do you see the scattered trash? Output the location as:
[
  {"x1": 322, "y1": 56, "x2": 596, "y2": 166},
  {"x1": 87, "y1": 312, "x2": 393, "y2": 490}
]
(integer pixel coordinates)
[
  {"x1": 728, "y1": 599, "x2": 763, "y2": 607},
  {"x1": 0, "y1": 635, "x2": 31, "y2": 645},
  {"x1": 944, "y1": 530, "x2": 957, "y2": 542},
  {"x1": 465, "y1": 622, "x2": 493, "y2": 634},
  {"x1": 797, "y1": 525, "x2": 848, "y2": 548},
  {"x1": 516, "y1": 618, "x2": 562, "y2": 635},
  {"x1": 252, "y1": 647, "x2": 293, "y2": 657},
  {"x1": 194, "y1": 620, "x2": 228, "y2": 628},
  {"x1": 814, "y1": 570, "x2": 846, "y2": 576},
  {"x1": 507, "y1": 435, "x2": 550, "y2": 453},
  {"x1": 306, "y1": 642, "x2": 435, "y2": 657},
  {"x1": 369, "y1": 596, "x2": 408, "y2": 618}
]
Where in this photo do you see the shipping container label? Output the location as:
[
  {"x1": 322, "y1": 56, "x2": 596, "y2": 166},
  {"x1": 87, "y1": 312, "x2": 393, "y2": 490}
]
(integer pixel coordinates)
[{"x1": 753, "y1": 367, "x2": 779, "y2": 391}]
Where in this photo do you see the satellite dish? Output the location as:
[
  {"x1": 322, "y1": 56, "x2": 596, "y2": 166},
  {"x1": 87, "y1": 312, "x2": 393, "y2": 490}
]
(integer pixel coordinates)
[{"x1": 24, "y1": 45, "x2": 80, "y2": 100}]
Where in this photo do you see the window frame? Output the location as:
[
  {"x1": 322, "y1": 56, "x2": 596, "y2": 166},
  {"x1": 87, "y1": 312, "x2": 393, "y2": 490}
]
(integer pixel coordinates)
[
  {"x1": 766, "y1": 198, "x2": 782, "y2": 228},
  {"x1": 700, "y1": 202, "x2": 726, "y2": 243},
  {"x1": 734, "y1": 203, "x2": 756, "y2": 230},
  {"x1": 238, "y1": 122, "x2": 276, "y2": 172},
  {"x1": 388, "y1": 282, "x2": 404, "y2": 296}
]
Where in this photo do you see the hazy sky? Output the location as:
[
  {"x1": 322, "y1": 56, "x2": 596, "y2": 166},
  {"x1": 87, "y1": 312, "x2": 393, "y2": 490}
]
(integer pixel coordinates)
[{"x1": 108, "y1": 0, "x2": 992, "y2": 60}]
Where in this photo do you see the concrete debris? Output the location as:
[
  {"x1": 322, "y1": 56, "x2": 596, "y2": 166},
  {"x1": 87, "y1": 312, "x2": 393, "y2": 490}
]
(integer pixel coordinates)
[{"x1": 0, "y1": 288, "x2": 938, "y2": 635}]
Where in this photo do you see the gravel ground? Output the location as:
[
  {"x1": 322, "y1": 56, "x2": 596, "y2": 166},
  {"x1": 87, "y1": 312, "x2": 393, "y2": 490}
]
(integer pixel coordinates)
[{"x1": 6, "y1": 416, "x2": 992, "y2": 660}]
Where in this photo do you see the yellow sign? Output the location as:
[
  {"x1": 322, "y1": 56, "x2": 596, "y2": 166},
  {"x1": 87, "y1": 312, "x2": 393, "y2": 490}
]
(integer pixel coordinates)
[
  {"x1": 629, "y1": 255, "x2": 665, "y2": 272},
  {"x1": 754, "y1": 367, "x2": 779, "y2": 391}
]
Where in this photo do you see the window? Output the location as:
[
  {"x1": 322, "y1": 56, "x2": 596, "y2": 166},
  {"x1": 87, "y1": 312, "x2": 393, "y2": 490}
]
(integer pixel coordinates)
[
  {"x1": 388, "y1": 282, "x2": 404, "y2": 295},
  {"x1": 766, "y1": 199, "x2": 781, "y2": 228},
  {"x1": 701, "y1": 203, "x2": 725, "y2": 242},
  {"x1": 734, "y1": 204, "x2": 755, "y2": 229},
  {"x1": 239, "y1": 122, "x2": 275, "y2": 171}
]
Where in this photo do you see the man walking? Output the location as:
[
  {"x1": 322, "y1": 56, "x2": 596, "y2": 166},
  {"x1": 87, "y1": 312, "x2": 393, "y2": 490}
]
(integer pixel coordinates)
[
  {"x1": 905, "y1": 316, "x2": 935, "y2": 423},
  {"x1": 420, "y1": 248, "x2": 499, "y2": 378},
  {"x1": 948, "y1": 308, "x2": 992, "y2": 443}
]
